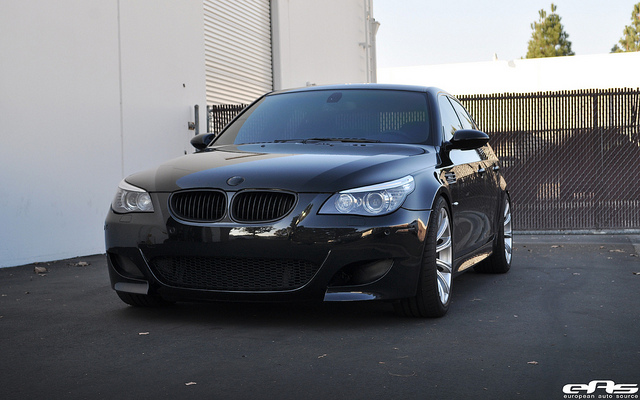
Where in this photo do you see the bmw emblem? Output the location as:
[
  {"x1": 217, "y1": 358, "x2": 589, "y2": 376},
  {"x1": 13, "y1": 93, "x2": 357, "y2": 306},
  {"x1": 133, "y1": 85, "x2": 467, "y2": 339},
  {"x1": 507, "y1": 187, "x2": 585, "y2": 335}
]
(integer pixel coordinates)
[{"x1": 226, "y1": 176, "x2": 245, "y2": 186}]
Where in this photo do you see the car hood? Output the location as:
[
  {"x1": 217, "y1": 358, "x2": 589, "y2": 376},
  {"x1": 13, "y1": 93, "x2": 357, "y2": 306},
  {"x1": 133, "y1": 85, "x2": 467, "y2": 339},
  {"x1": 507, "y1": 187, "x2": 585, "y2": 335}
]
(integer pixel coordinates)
[{"x1": 126, "y1": 142, "x2": 436, "y2": 193}]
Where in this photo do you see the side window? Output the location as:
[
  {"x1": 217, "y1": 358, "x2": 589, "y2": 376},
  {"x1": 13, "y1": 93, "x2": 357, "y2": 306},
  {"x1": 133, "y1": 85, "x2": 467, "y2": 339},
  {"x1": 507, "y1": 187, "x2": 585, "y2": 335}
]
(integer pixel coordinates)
[
  {"x1": 450, "y1": 99, "x2": 492, "y2": 161},
  {"x1": 438, "y1": 95, "x2": 462, "y2": 142},
  {"x1": 449, "y1": 99, "x2": 476, "y2": 130},
  {"x1": 439, "y1": 95, "x2": 481, "y2": 164}
]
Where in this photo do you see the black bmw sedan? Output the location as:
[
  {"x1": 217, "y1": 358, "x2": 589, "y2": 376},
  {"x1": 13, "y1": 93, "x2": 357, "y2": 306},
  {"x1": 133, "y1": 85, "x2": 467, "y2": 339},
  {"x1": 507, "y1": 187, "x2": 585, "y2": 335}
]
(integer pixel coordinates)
[{"x1": 105, "y1": 84, "x2": 512, "y2": 317}]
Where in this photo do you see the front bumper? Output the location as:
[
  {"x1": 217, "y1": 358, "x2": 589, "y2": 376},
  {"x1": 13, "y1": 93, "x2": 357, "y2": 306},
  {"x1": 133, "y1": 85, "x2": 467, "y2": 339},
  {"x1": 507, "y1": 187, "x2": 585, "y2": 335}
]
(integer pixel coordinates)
[{"x1": 105, "y1": 192, "x2": 430, "y2": 303}]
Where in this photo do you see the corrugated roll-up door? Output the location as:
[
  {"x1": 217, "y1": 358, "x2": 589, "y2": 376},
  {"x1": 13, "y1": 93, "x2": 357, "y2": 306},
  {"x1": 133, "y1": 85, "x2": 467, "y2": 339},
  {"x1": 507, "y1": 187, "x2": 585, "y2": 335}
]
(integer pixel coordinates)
[{"x1": 204, "y1": 0, "x2": 273, "y2": 105}]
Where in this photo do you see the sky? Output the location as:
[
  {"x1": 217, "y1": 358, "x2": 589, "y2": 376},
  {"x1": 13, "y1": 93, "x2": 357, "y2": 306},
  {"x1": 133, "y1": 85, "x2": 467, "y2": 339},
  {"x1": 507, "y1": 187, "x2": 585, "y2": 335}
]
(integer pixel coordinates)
[{"x1": 374, "y1": 0, "x2": 637, "y2": 68}]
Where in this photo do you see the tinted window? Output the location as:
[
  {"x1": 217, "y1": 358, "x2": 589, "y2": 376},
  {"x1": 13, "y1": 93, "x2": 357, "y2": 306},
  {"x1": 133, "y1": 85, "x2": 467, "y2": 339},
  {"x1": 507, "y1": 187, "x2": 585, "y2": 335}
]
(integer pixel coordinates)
[
  {"x1": 215, "y1": 90, "x2": 432, "y2": 145},
  {"x1": 450, "y1": 98, "x2": 492, "y2": 160},
  {"x1": 438, "y1": 96, "x2": 462, "y2": 141},
  {"x1": 439, "y1": 95, "x2": 481, "y2": 164},
  {"x1": 450, "y1": 99, "x2": 476, "y2": 130}
]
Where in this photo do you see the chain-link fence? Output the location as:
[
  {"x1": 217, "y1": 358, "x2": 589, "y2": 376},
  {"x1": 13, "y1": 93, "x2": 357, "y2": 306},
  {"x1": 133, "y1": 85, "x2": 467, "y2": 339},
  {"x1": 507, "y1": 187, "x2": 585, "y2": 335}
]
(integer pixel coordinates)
[
  {"x1": 207, "y1": 104, "x2": 247, "y2": 134},
  {"x1": 207, "y1": 88, "x2": 640, "y2": 232},
  {"x1": 459, "y1": 88, "x2": 640, "y2": 231}
]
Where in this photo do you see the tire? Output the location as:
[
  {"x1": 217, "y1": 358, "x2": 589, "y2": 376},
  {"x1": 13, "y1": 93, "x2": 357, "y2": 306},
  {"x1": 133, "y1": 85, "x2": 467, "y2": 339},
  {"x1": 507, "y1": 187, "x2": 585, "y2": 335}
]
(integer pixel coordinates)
[
  {"x1": 116, "y1": 291, "x2": 172, "y2": 307},
  {"x1": 474, "y1": 195, "x2": 512, "y2": 274},
  {"x1": 395, "y1": 196, "x2": 453, "y2": 318}
]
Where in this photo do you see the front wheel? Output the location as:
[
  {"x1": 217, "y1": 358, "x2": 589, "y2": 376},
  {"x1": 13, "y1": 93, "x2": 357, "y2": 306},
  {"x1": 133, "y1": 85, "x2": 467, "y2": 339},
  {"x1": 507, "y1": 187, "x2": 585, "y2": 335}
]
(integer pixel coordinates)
[{"x1": 395, "y1": 196, "x2": 453, "y2": 318}]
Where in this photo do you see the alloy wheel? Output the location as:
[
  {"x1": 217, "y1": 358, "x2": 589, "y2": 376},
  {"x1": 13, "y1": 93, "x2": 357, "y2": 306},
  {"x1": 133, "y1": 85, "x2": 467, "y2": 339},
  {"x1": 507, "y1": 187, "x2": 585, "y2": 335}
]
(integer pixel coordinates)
[
  {"x1": 435, "y1": 206, "x2": 453, "y2": 305},
  {"x1": 503, "y1": 200, "x2": 513, "y2": 265}
]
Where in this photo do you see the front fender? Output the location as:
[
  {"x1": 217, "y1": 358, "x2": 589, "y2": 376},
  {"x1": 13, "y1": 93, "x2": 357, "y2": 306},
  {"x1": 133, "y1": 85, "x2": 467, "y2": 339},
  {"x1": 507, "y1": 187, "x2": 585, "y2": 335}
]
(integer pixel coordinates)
[{"x1": 402, "y1": 169, "x2": 446, "y2": 211}]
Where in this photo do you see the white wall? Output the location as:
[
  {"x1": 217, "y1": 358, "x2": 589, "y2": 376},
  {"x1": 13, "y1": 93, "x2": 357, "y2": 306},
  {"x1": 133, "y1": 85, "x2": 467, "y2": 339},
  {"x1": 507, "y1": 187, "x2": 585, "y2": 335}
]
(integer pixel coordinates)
[
  {"x1": 0, "y1": 0, "x2": 206, "y2": 268},
  {"x1": 119, "y1": 1, "x2": 206, "y2": 175},
  {"x1": 271, "y1": 0, "x2": 378, "y2": 89},
  {"x1": 378, "y1": 52, "x2": 640, "y2": 95}
]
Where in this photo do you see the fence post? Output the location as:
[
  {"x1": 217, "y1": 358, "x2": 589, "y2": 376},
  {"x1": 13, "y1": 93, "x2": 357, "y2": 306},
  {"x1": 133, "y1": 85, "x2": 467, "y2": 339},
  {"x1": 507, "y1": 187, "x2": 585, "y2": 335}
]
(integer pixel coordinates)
[{"x1": 206, "y1": 106, "x2": 211, "y2": 133}]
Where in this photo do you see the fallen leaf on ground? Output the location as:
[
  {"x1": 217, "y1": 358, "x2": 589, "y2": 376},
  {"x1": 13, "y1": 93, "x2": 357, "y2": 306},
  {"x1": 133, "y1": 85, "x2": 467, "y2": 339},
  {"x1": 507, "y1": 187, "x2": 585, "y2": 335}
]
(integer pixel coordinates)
[
  {"x1": 527, "y1": 361, "x2": 539, "y2": 365},
  {"x1": 318, "y1": 354, "x2": 327, "y2": 359},
  {"x1": 69, "y1": 261, "x2": 90, "y2": 267},
  {"x1": 609, "y1": 249, "x2": 625, "y2": 253},
  {"x1": 34, "y1": 266, "x2": 48, "y2": 274},
  {"x1": 551, "y1": 245, "x2": 562, "y2": 248},
  {"x1": 185, "y1": 382, "x2": 197, "y2": 386}
]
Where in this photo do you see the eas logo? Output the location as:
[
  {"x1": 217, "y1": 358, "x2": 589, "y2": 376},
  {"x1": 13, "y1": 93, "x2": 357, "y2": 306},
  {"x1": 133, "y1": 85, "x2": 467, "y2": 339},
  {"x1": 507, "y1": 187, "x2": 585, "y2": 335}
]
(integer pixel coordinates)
[{"x1": 563, "y1": 380, "x2": 639, "y2": 394}]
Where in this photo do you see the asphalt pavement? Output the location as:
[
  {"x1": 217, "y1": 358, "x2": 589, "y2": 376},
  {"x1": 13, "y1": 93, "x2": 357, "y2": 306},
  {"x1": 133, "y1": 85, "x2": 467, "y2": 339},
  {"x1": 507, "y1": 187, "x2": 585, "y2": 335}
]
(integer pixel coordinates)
[{"x1": 1, "y1": 235, "x2": 639, "y2": 400}]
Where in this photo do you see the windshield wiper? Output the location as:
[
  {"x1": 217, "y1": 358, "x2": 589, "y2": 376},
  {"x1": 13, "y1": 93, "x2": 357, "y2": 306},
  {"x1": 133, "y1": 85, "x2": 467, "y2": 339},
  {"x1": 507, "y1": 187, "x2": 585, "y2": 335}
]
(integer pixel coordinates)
[
  {"x1": 274, "y1": 137, "x2": 380, "y2": 144},
  {"x1": 273, "y1": 137, "x2": 380, "y2": 144},
  {"x1": 304, "y1": 137, "x2": 380, "y2": 143},
  {"x1": 273, "y1": 139, "x2": 304, "y2": 143}
]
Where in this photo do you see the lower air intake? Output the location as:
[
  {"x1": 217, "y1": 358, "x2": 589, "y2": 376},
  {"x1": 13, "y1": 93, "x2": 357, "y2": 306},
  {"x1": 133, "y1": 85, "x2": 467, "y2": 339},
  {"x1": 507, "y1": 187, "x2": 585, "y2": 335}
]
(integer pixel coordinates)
[{"x1": 149, "y1": 256, "x2": 319, "y2": 291}]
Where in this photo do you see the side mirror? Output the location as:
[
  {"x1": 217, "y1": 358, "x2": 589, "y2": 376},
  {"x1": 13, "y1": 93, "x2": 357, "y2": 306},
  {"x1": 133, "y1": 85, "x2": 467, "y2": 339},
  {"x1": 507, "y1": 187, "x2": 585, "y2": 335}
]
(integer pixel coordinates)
[
  {"x1": 190, "y1": 133, "x2": 216, "y2": 151},
  {"x1": 447, "y1": 129, "x2": 489, "y2": 151}
]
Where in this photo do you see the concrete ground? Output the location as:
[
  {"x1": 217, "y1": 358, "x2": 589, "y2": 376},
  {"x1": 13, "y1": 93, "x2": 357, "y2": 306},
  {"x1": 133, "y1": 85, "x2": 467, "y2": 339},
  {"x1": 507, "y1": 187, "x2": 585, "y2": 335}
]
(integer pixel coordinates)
[{"x1": 1, "y1": 235, "x2": 639, "y2": 400}]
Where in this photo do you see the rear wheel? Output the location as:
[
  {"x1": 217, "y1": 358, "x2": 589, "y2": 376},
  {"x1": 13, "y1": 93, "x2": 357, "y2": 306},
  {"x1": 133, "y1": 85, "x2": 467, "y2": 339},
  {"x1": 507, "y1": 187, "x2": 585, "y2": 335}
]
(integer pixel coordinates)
[
  {"x1": 116, "y1": 291, "x2": 172, "y2": 307},
  {"x1": 475, "y1": 195, "x2": 512, "y2": 273},
  {"x1": 395, "y1": 196, "x2": 452, "y2": 318}
]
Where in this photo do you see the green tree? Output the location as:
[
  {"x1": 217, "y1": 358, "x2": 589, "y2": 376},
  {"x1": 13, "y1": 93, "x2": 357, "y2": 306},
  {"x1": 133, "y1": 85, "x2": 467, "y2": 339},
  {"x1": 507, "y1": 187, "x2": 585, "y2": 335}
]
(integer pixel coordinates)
[
  {"x1": 526, "y1": 3, "x2": 574, "y2": 58},
  {"x1": 611, "y1": 2, "x2": 640, "y2": 52}
]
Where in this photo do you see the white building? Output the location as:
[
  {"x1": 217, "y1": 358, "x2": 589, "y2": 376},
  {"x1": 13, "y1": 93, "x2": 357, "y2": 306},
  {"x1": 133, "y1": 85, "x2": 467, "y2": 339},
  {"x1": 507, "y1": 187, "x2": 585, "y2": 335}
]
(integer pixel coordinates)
[
  {"x1": 204, "y1": 0, "x2": 378, "y2": 104},
  {"x1": 378, "y1": 52, "x2": 640, "y2": 95},
  {"x1": 0, "y1": 0, "x2": 378, "y2": 268}
]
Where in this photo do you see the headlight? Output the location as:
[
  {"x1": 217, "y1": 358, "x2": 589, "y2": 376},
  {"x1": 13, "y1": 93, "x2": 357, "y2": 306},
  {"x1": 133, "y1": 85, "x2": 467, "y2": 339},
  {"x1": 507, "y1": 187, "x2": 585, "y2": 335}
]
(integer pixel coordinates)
[
  {"x1": 111, "y1": 180, "x2": 154, "y2": 213},
  {"x1": 319, "y1": 176, "x2": 415, "y2": 216}
]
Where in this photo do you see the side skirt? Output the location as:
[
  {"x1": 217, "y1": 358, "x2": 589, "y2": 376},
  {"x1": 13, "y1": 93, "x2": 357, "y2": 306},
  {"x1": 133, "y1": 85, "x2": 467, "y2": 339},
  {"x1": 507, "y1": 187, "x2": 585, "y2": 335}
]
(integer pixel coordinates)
[{"x1": 454, "y1": 239, "x2": 494, "y2": 273}]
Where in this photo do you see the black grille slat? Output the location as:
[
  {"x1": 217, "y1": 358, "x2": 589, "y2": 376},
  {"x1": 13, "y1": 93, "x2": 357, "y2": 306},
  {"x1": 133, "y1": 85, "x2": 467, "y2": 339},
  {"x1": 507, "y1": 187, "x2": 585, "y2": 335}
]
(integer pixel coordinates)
[
  {"x1": 232, "y1": 191, "x2": 296, "y2": 222},
  {"x1": 170, "y1": 190, "x2": 226, "y2": 222},
  {"x1": 170, "y1": 190, "x2": 296, "y2": 223},
  {"x1": 149, "y1": 256, "x2": 319, "y2": 291},
  {"x1": 196, "y1": 193, "x2": 204, "y2": 219}
]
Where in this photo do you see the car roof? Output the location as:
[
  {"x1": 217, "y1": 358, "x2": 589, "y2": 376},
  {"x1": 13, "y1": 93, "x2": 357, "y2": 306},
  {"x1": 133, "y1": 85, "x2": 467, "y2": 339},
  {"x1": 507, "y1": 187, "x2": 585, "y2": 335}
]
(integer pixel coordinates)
[{"x1": 268, "y1": 83, "x2": 448, "y2": 97}]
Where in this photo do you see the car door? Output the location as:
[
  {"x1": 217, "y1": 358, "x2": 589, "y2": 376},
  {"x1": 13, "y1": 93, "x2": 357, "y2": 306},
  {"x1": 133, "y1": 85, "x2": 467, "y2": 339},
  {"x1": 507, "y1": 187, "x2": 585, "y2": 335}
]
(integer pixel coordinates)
[
  {"x1": 437, "y1": 95, "x2": 490, "y2": 259},
  {"x1": 449, "y1": 98, "x2": 499, "y2": 234}
]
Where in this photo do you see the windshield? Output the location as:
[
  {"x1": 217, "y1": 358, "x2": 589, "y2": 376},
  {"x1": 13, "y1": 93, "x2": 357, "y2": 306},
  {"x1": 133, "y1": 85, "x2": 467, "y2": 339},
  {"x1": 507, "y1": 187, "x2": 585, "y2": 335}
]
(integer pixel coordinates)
[{"x1": 214, "y1": 89, "x2": 432, "y2": 145}]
